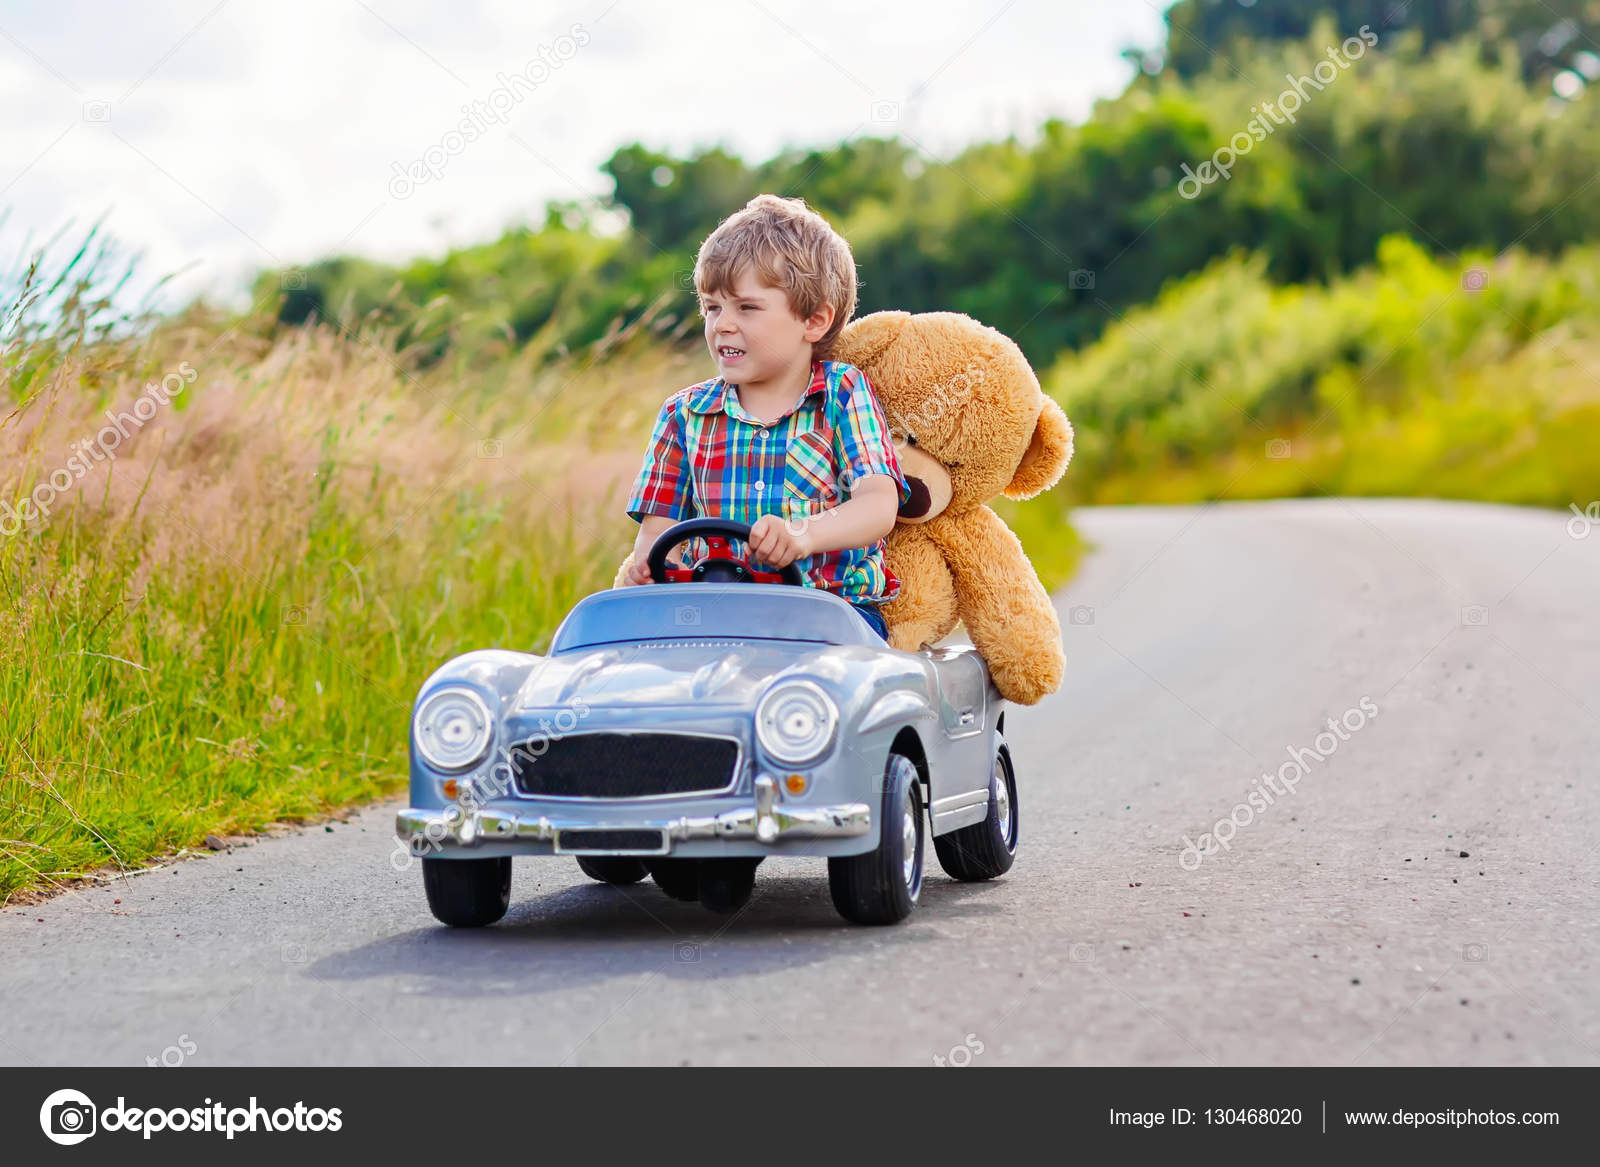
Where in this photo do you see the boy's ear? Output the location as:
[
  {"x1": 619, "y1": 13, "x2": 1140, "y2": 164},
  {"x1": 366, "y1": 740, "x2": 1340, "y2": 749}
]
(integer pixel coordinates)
[
  {"x1": 1003, "y1": 397, "x2": 1074, "y2": 500},
  {"x1": 835, "y1": 311, "x2": 909, "y2": 369},
  {"x1": 803, "y1": 300, "x2": 837, "y2": 342}
]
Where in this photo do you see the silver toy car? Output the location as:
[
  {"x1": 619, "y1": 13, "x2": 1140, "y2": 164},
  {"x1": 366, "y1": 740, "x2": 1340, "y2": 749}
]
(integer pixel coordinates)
[{"x1": 395, "y1": 518, "x2": 1018, "y2": 927}]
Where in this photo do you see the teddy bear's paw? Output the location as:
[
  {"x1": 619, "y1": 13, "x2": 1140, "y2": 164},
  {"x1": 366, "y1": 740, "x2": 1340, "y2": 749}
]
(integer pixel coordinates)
[
  {"x1": 611, "y1": 551, "x2": 636, "y2": 589},
  {"x1": 987, "y1": 652, "x2": 1064, "y2": 706}
]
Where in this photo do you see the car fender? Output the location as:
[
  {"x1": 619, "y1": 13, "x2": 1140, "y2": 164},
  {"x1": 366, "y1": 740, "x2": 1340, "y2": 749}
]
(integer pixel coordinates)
[
  {"x1": 410, "y1": 650, "x2": 546, "y2": 805},
  {"x1": 858, "y1": 689, "x2": 936, "y2": 735}
]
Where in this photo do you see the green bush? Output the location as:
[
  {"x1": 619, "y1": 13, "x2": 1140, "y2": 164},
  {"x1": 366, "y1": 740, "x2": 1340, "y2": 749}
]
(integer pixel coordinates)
[{"x1": 1046, "y1": 235, "x2": 1600, "y2": 507}]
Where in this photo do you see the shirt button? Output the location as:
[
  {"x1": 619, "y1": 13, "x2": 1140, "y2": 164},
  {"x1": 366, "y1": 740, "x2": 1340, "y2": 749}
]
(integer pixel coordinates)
[{"x1": 752, "y1": 481, "x2": 764, "y2": 493}]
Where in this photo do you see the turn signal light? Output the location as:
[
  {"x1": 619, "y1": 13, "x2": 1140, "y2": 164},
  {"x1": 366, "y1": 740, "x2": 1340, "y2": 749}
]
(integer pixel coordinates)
[
  {"x1": 784, "y1": 772, "x2": 809, "y2": 795},
  {"x1": 442, "y1": 779, "x2": 459, "y2": 800}
]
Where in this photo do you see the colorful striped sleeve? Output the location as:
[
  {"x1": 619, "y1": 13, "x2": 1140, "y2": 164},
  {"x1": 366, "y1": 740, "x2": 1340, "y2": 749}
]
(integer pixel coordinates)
[
  {"x1": 625, "y1": 393, "x2": 694, "y2": 522},
  {"x1": 834, "y1": 365, "x2": 912, "y2": 506}
]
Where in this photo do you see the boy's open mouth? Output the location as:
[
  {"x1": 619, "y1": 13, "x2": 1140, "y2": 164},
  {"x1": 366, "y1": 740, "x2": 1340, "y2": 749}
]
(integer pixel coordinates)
[{"x1": 717, "y1": 346, "x2": 745, "y2": 360}]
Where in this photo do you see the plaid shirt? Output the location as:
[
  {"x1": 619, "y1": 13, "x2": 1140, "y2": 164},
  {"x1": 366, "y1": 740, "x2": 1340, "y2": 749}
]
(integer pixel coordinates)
[{"x1": 626, "y1": 359, "x2": 912, "y2": 604}]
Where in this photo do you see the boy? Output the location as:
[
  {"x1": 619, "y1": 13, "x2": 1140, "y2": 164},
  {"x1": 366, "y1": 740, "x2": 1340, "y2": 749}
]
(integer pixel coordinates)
[{"x1": 621, "y1": 193, "x2": 911, "y2": 641}]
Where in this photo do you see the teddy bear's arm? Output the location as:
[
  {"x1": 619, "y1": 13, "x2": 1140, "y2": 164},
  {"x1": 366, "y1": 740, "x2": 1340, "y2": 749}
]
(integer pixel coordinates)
[
  {"x1": 926, "y1": 506, "x2": 1065, "y2": 705},
  {"x1": 611, "y1": 550, "x2": 635, "y2": 589}
]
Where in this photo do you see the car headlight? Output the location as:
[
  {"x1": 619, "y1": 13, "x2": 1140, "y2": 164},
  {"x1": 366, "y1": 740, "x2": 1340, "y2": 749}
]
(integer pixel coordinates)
[
  {"x1": 755, "y1": 681, "x2": 838, "y2": 766},
  {"x1": 413, "y1": 687, "x2": 494, "y2": 772}
]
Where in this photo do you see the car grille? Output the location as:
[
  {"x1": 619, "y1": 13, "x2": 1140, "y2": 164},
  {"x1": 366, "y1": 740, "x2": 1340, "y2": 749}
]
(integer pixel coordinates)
[{"x1": 508, "y1": 732, "x2": 740, "y2": 798}]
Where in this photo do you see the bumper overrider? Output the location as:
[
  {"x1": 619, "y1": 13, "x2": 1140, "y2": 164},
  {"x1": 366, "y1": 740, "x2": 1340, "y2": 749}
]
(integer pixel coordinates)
[{"x1": 396, "y1": 775, "x2": 870, "y2": 854}]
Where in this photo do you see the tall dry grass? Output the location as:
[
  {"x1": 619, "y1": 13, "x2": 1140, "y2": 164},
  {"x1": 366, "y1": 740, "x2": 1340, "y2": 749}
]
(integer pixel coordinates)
[{"x1": 0, "y1": 234, "x2": 703, "y2": 902}]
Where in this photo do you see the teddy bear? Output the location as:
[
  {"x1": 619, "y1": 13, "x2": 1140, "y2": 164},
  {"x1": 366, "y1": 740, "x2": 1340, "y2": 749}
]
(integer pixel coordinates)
[{"x1": 832, "y1": 310, "x2": 1073, "y2": 705}]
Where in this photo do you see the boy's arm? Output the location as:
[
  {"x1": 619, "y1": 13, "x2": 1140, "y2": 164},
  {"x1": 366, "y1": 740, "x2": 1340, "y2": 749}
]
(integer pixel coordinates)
[
  {"x1": 822, "y1": 364, "x2": 911, "y2": 547},
  {"x1": 787, "y1": 475, "x2": 898, "y2": 554},
  {"x1": 746, "y1": 367, "x2": 907, "y2": 565}
]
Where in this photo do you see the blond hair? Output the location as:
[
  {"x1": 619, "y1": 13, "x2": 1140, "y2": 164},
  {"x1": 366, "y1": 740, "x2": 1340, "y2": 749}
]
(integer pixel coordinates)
[{"x1": 693, "y1": 194, "x2": 858, "y2": 360}]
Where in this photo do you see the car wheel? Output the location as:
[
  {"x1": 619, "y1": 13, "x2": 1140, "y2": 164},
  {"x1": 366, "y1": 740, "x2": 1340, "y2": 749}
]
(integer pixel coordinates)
[
  {"x1": 828, "y1": 752, "x2": 923, "y2": 925},
  {"x1": 422, "y1": 856, "x2": 511, "y2": 927},
  {"x1": 576, "y1": 856, "x2": 649, "y2": 885},
  {"x1": 933, "y1": 738, "x2": 1018, "y2": 881},
  {"x1": 645, "y1": 858, "x2": 701, "y2": 902},
  {"x1": 698, "y1": 858, "x2": 760, "y2": 914}
]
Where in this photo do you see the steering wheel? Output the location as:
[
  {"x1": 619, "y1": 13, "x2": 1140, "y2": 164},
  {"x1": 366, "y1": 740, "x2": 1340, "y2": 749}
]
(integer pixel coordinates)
[{"x1": 646, "y1": 517, "x2": 805, "y2": 586}]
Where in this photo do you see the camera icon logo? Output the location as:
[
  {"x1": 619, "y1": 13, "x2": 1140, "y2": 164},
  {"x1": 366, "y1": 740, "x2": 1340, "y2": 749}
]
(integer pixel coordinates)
[
  {"x1": 674, "y1": 941, "x2": 701, "y2": 963},
  {"x1": 282, "y1": 941, "x2": 307, "y2": 963},
  {"x1": 1568, "y1": 502, "x2": 1598, "y2": 539},
  {"x1": 1068, "y1": 942, "x2": 1095, "y2": 963},
  {"x1": 1265, "y1": 438, "x2": 1292, "y2": 459},
  {"x1": 1463, "y1": 942, "x2": 1489, "y2": 962},
  {"x1": 676, "y1": 269, "x2": 696, "y2": 291},
  {"x1": 1460, "y1": 605, "x2": 1489, "y2": 627},
  {"x1": 1069, "y1": 269, "x2": 1096, "y2": 290},
  {"x1": 40, "y1": 1088, "x2": 97, "y2": 1145},
  {"x1": 869, "y1": 99, "x2": 900, "y2": 122},
  {"x1": 1068, "y1": 605, "x2": 1095, "y2": 626},
  {"x1": 82, "y1": 100, "x2": 111, "y2": 123},
  {"x1": 674, "y1": 604, "x2": 701, "y2": 626},
  {"x1": 280, "y1": 604, "x2": 309, "y2": 627},
  {"x1": 280, "y1": 267, "x2": 307, "y2": 291},
  {"x1": 477, "y1": 438, "x2": 504, "y2": 459},
  {"x1": 1461, "y1": 268, "x2": 1489, "y2": 293}
]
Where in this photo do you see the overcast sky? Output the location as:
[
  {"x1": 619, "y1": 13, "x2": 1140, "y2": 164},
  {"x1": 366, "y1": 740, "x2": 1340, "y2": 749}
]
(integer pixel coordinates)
[{"x1": 1, "y1": 0, "x2": 1170, "y2": 310}]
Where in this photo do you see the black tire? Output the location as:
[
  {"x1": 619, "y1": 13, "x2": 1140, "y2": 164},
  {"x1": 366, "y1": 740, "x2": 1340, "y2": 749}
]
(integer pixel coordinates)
[
  {"x1": 422, "y1": 856, "x2": 511, "y2": 927},
  {"x1": 645, "y1": 858, "x2": 701, "y2": 902},
  {"x1": 698, "y1": 858, "x2": 760, "y2": 914},
  {"x1": 576, "y1": 856, "x2": 649, "y2": 885},
  {"x1": 828, "y1": 752, "x2": 924, "y2": 925},
  {"x1": 934, "y1": 738, "x2": 1018, "y2": 881}
]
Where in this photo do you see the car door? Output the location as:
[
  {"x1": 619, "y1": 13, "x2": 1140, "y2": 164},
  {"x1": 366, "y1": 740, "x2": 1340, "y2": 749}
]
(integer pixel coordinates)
[{"x1": 924, "y1": 646, "x2": 992, "y2": 834}]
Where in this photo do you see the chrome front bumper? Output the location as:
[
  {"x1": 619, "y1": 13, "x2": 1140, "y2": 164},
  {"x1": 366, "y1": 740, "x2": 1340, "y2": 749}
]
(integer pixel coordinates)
[{"x1": 395, "y1": 775, "x2": 870, "y2": 852}]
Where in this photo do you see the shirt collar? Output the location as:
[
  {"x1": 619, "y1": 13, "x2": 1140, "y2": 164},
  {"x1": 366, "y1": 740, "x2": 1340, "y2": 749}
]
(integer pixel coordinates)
[{"x1": 686, "y1": 360, "x2": 825, "y2": 418}]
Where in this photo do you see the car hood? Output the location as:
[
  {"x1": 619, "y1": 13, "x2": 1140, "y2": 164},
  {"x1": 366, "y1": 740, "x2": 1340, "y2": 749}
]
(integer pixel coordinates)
[{"x1": 514, "y1": 641, "x2": 845, "y2": 710}]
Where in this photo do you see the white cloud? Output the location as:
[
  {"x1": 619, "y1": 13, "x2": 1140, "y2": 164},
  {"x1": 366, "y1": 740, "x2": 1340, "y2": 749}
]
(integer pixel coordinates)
[{"x1": 0, "y1": 0, "x2": 1167, "y2": 310}]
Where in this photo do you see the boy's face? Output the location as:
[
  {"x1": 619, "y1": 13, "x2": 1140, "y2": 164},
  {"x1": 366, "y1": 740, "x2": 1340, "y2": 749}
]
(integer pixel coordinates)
[{"x1": 700, "y1": 267, "x2": 833, "y2": 384}]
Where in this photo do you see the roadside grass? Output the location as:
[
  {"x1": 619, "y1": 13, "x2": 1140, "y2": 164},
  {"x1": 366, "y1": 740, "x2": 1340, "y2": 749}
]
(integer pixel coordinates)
[{"x1": 0, "y1": 250, "x2": 636, "y2": 901}]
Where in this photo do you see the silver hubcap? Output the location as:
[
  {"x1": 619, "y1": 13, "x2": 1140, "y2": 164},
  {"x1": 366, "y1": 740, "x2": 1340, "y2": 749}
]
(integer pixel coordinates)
[
  {"x1": 993, "y1": 757, "x2": 1014, "y2": 850},
  {"x1": 901, "y1": 790, "x2": 918, "y2": 888}
]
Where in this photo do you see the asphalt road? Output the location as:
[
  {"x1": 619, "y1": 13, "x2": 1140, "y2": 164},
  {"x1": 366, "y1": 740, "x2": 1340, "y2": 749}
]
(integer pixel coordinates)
[{"x1": 4, "y1": 498, "x2": 1597, "y2": 1066}]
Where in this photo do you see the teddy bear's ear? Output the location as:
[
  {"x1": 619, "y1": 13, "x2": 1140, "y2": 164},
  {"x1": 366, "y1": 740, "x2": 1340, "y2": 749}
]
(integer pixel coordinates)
[
  {"x1": 836, "y1": 310, "x2": 910, "y2": 369},
  {"x1": 1003, "y1": 397, "x2": 1074, "y2": 500}
]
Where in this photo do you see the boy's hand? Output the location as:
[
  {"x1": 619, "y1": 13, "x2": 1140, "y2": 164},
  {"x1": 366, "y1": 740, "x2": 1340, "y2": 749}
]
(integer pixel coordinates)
[
  {"x1": 621, "y1": 552, "x2": 688, "y2": 585},
  {"x1": 746, "y1": 514, "x2": 814, "y2": 569}
]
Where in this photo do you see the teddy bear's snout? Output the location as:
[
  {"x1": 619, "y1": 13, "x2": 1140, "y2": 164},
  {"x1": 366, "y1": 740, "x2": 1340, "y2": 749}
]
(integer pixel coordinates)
[{"x1": 893, "y1": 442, "x2": 953, "y2": 524}]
